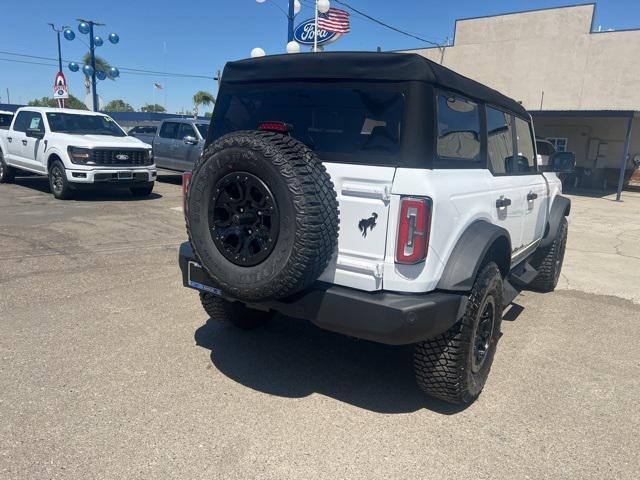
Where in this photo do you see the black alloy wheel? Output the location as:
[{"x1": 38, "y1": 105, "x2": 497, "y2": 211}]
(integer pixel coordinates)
[
  {"x1": 209, "y1": 172, "x2": 279, "y2": 267},
  {"x1": 471, "y1": 297, "x2": 496, "y2": 374}
]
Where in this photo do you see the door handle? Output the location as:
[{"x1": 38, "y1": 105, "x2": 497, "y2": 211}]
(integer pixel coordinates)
[
  {"x1": 496, "y1": 197, "x2": 512, "y2": 209},
  {"x1": 527, "y1": 192, "x2": 538, "y2": 201},
  {"x1": 22, "y1": 140, "x2": 28, "y2": 146},
  {"x1": 7, "y1": 137, "x2": 12, "y2": 142}
]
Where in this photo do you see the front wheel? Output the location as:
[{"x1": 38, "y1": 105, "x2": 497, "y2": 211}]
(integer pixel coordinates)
[
  {"x1": 0, "y1": 151, "x2": 16, "y2": 183},
  {"x1": 130, "y1": 182, "x2": 154, "y2": 197},
  {"x1": 200, "y1": 292, "x2": 273, "y2": 330},
  {"x1": 48, "y1": 160, "x2": 74, "y2": 200},
  {"x1": 414, "y1": 262, "x2": 504, "y2": 405}
]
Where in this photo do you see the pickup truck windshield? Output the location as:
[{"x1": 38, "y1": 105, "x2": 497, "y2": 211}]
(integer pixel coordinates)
[
  {"x1": 46, "y1": 112, "x2": 126, "y2": 137},
  {"x1": 212, "y1": 84, "x2": 405, "y2": 164}
]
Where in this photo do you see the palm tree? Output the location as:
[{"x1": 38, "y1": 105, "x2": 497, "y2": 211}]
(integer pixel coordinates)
[
  {"x1": 192, "y1": 90, "x2": 215, "y2": 118},
  {"x1": 81, "y1": 53, "x2": 115, "y2": 99}
]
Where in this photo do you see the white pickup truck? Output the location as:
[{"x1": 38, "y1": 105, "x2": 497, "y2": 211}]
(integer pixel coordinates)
[{"x1": 0, "y1": 107, "x2": 156, "y2": 199}]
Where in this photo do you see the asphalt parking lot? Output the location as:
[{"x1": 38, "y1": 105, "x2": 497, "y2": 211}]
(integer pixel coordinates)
[{"x1": 1, "y1": 174, "x2": 639, "y2": 479}]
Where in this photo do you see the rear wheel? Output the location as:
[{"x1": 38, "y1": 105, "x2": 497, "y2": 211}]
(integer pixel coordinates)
[
  {"x1": 0, "y1": 151, "x2": 16, "y2": 183},
  {"x1": 200, "y1": 292, "x2": 273, "y2": 330},
  {"x1": 48, "y1": 160, "x2": 74, "y2": 200},
  {"x1": 130, "y1": 182, "x2": 154, "y2": 197},
  {"x1": 529, "y1": 217, "x2": 568, "y2": 292},
  {"x1": 414, "y1": 262, "x2": 504, "y2": 405}
]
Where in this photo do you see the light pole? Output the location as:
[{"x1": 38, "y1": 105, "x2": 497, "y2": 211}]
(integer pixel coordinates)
[
  {"x1": 256, "y1": 0, "x2": 302, "y2": 54},
  {"x1": 64, "y1": 20, "x2": 120, "y2": 111},
  {"x1": 49, "y1": 23, "x2": 69, "y2": 108}
]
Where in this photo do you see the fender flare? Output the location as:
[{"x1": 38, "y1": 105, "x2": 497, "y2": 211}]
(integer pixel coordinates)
[
  {"x1": 437, "y1": 220, "x2": 512, "y2": 292},
  {"x1": 540, "y1": 195, "x2": 571, "y2": 247}
]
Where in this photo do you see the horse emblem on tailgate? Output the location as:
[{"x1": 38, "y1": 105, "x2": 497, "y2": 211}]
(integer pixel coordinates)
[{"x1": 358, "y1": 212, "x2": 378, "y2": 237}]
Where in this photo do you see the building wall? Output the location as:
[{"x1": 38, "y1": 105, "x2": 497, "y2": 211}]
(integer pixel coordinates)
[{"x1": 408, "y1": 4, "x2": 640, "y2": 112}]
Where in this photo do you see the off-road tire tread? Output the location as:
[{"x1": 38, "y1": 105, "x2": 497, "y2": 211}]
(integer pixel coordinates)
[
  {"x1": 187, "y1": 131, "x2": 339, "y2": 301},
  {"x1": 529, "y1": 217, "x2": 568, "y2": 292},
  {"x1": 414, "y1": 262, "x2": 503, "y2": 404},
  {"x1": 200, "y1": 292, "x2": 272, "y2": 330}
]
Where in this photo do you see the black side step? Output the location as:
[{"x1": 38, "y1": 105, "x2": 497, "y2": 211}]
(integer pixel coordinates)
[
  {"x1": 510, "y1": 261, "x2": 538, "y2": 286},
  {"x1": 502, "y1": 278, "x2": 520, "y2": 306}
]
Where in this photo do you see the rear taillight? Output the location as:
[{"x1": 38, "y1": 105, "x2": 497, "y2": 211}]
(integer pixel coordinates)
[
  {"x1": 395, "y1": 197, "x2": 432, "y2": 265},
  {"x1": 182, "y1": 171, "x2": 192, "y2": 215},
  {"x1": 258, "y1": 121, "x2": 292, "y2": 134}
]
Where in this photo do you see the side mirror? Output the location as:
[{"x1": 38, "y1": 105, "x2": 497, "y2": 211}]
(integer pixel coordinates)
[
  {"x1": 26, "y1": 128, "x2": 45, "y2": 140},
  {"x1": 183, "y1": 135, "x2": 198, "y2": 145},
  {"x1": 550, "y1": 151, "x2": 576, "y2": 173}
]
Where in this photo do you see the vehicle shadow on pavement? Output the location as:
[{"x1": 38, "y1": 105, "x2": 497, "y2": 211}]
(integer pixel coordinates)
[
  {"x1": 156, "y1": 172, "x2": 183, "y2": 185},
  {"x1": 194, "y1": 314, "x2": 470, "y2": 415},
  {"x1": 10, "y1": 176, "x2": 163, "y2": 201}
]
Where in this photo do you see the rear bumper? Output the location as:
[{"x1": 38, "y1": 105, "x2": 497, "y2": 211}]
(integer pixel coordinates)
[{"x1": 179, "y1": 242, "x2": 465, "y2": 345}]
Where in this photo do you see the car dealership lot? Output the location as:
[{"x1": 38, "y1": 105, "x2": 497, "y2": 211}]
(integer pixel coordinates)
[{"x1": 1, "y1": 175, "x2": 639, "y2": 479}]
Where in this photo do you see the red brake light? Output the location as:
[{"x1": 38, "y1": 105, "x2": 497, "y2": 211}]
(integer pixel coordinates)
[
  {"x1": 182, "y1": 171, "x2": 192, "y2": 215},
  {"x1": 395, "y1": 197, "x2": 432, "y2": 264},
  {"x1": 258, "y1": 121, "x2": 292, "y2": 134}
]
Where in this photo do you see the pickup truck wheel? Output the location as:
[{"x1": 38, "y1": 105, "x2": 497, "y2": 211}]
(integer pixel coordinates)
[
  {"x1": 199, "y1": 292, "x2": 273, "y2": 330},
  {"x1": 528, "y1": 218, "x2": 568, "y2": 292},
  {"x1": 130, "y1": 182, "x2": 154, "y2": 197},
  {"x1": 186, "y1": 131, "x2": 339, "y2": 302},
  {"x1": 48, "y1": 160, "x2": 74, "y2": 200},
  {"x1": 414, "y1": 262, "x2": 503, "y2": 405},
  {"x1": 0, "y1": 151, "x2": 16, "y2": 183}
]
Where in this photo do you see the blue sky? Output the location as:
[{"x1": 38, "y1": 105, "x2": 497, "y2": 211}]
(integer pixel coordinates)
[{"x1": 0, "y1": 0, "x2": 637, "y2": 113}]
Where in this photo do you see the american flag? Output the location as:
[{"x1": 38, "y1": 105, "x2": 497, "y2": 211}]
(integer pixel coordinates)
[
  {"x1": 318, "y1": 7, "x2": 350, "y2": 34},
  {"x1": 153, "y1": 83, "x2": 163, "y2": 90}
]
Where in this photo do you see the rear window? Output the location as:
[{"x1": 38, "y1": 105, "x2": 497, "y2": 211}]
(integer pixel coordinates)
[
  {"x1": 212, "y1": 85, "x2": 405, "y2": 164},
  {"x1": 0, "y1": 113, "x2": 13, "y2": 129}
]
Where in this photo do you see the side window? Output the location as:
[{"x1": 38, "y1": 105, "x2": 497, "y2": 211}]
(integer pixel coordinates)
[
  {"x1": 436, "y1": 92, "x2": 481, "y2": 167},
  {"x1": 12, "y1": 112, "x2": 30, "y2": 132},
  {"x1": 514, "y1": 116, "x2": 536, "y2": 173},
  {"x1": 178, "y1": 123, "x2": 196, "y2": 140},
  {"x1": 486, "y1": 106, "x2": 514, "y2": 175},
  {"x1": 28, "y1": 113, "x2": 45, "y2": 133},
  {"x1": 159, "y1": 122, "x2": 179, "y2": 139}
]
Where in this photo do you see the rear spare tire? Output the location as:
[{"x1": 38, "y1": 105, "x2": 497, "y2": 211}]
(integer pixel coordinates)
[{"x1": 186, "y1": 131, "x2": 339, "y2": 302}]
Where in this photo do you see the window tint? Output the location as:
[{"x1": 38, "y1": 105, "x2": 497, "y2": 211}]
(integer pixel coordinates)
[
  {"x1": 514, "y1": 116, "x2": 536, "y2": 172},
  {"x1": 0, "y1": 113, "x2": 13, "y2": 129},
  {"x1": 12, "y1": 111, "x2": 32, "y2": 132},
  {"x1": 213, "y1": 85, "x2": 404, "y2": 164},
  {"x1": 178, "y1": 123, "x2": 196, "y2": 139},
  {"x1": 46, "y1": 113, "x2": 124, "y2": 136},
  {"x1": 436, "y1": 93, "x2": 481, "y2": 166},
  {"x1": 486, "y1": 106, "x2": 514, "y2": 174},
  {"x1": 159, "y1": 122, "x2": 179, "y2": 139},
  {"x1": 196, "y1": 123, "x2": 209, "y2": 138}
]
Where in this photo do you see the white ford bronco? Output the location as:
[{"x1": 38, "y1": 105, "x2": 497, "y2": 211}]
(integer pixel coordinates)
[
  {"x1": 179, "y1": 53, "x2": 575, "y2": 405},
  {"x1": 0, "y1": 107, "x2": 156, "y2": 199}
]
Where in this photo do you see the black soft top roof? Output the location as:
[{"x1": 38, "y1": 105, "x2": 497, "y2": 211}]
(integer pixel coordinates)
[{"x1": 221, "y1": 52, "x2": 528, "y2": 118}]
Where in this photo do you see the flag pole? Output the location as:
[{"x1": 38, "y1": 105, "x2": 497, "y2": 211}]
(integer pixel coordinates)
[{"x1": 314, "y1": 1, "x2": 319, "y2": 52}]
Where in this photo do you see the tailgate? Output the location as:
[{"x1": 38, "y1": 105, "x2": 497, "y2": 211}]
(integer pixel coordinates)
[{"x1": 318, "y1": 163, "x2": 396, "y2": 291}]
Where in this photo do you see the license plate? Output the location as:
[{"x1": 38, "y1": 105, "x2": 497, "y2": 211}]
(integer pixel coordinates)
[
  {"x1": 118, "y1": 171, "x2": 133, "y2": 179},
  {"x1": 187, "y1": 261, "x2": 222, "y2": 296}
]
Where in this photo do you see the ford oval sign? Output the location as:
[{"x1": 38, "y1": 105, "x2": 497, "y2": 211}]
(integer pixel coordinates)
[{"x1": 294, "y1": 18, "x2": 340, "y2": 46}]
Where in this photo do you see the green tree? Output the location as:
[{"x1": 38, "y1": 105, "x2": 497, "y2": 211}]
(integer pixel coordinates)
[
  {"x1": 28, "y1": 94, "x2": 87, "y2": 110},
  {"x1": 81, "y1": 53, "x2": 115, "y2": 99},
  {"x1": 105, "y1": 99, "x2": 134, "y2": 112},
  {"x1": 140, "y1": 104, "x2": 166, "y2": 113},
  {"x1": 192, "y1": 90, "x2": 215, "y2": 118},
  {"x1": 204, "y1": 111, "x2": 213, "y2": 118}
]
